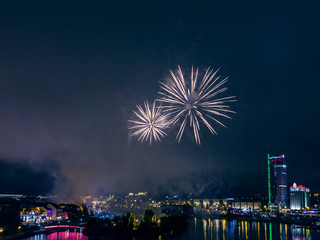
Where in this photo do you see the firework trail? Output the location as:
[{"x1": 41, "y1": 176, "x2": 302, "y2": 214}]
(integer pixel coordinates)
[
  {"x1": 128, "y1": 101, "x2": 169, "y2": 144},
  {"x1": 158, "y1": 66, "x2": 236, "y2": 145}
]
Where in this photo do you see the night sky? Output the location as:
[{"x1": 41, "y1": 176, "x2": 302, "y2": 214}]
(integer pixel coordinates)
[{"x1": 0, "y1": 1, "x2": 319, "y2": 197}]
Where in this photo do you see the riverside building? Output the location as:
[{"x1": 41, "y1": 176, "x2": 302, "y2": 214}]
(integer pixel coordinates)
[{"x1": 290, "y1": 183, "x2": 310, "y2": 210}]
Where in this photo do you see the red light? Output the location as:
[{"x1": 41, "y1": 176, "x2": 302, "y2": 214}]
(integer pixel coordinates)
[
  {"x1": 271, "y1": 158, "x2": 283, "y2": 164},
  {"x1": 281, "y1": 155, "x2": 285, "y2": 158}
]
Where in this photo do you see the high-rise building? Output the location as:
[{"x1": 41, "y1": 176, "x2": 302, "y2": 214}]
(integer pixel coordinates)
[
  {"x1": 267, "y1": 154, "x2": 288, "y2": 208},
  {"x1": 290, "y1": 183, "x2": 310, "y2": 210}
]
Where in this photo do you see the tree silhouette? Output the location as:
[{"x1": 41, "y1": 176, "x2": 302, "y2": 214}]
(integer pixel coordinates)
[{"x1": 0, "y1": 208, "x2": 21, "y2": 234}]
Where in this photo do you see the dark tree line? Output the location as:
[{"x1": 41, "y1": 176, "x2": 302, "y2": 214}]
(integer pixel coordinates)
[
  {"x1": 85, "y1": 210, "x2": 188, "y2": 238},
  {"x1": 0, "y1": 207, "x2": 21, "y2": 234}
]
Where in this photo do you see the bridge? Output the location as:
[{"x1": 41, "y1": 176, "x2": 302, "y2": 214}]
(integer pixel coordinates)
[{"x1": 43, "y1": 225, "x2": 86, "y2": 230}]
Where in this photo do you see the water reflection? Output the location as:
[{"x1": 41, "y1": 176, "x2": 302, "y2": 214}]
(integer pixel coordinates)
[
  {"x1": 24, "y1": 232, "x2": 87, "y2": 240},
  {"x1": 177, "y1": 218, "x2": 320, "y2": 240},
  {"x1": 215, "y1": 219, "x2": 219, "y2": 240},
  {"x1": 222, "y1": 219, "x2": 226, "y2": 240},
  {"x1": 203, "y1": 219, "x2": 207, "y2": 240},
  {"x1": 23, "y1": 220, "x2": 320, "y2": 240}
]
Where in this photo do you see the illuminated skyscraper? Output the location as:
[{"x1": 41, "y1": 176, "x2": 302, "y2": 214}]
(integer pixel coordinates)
[
  {"x1": 290, "y1": 183, "x2": 310, "y2": 210},
  {"x1": 267, "y1": 154, "x2": 288, "y2": 208}
]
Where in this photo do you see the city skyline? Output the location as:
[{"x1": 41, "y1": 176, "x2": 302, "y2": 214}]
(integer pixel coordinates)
[{"x1": 0, "y1": 1, "x2": 319, "y2": 198}]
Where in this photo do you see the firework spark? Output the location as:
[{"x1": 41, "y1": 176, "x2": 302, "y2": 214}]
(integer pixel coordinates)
[
  {"x1": 158, "y1": 66, "x2": 236, "y2": 145},
  {"x1": 128, "y1": 101, "x2": 169, "y2": 144}
]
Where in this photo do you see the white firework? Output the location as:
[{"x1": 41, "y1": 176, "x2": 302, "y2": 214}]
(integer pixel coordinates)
[
  {"x1": 158, "y1": 66, "x2": 236, "y2": 145},
  {"x1": 128, "y1": 101, "x2": 169, "y2": 144}
]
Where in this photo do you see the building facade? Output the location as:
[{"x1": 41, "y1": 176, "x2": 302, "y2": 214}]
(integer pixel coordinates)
[
  {"x1": 232, "y1": 201, "x2": 261, "y2": 211},
  {"x1": 268, "y1": 154, "x2": 288, "y2": 208},
  {"x1": 290, "y1": 183, "x2": 310, "y2": 210}
]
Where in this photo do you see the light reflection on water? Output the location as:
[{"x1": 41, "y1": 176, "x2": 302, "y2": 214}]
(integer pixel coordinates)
[
  {"x1": 175, "y1": 218, "x2": 320, "y2": 240},
  {"x1": 24, "y1": 219, "x2": 320, "y2": 240},
  {"x1": 24, "y1": 230, "x2": 88, "y2": 240}
]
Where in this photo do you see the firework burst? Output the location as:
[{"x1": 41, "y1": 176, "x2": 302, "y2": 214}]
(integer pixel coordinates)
[
  {"x1": 158, "y1": 66, "x2": 236, "y2": 145},
  {"x1": 128, "y1": 101, "x2": 169, "y2": 144}
]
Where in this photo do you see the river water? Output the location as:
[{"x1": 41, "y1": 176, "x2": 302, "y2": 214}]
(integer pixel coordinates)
[
  {"x1": 23, "y1": 231, "x2": 88, "y2": 240},
  {"x1": 24, "y1": 218, "x2": 320, "y2": 240},
  {"x1": 174, "y1": 218, "x2": 320, "y2": 240}
]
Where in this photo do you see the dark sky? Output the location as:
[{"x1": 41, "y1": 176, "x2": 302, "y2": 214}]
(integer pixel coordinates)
[{"x1": 0, "y1": 1, "x2": 319, "y2": 197}]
